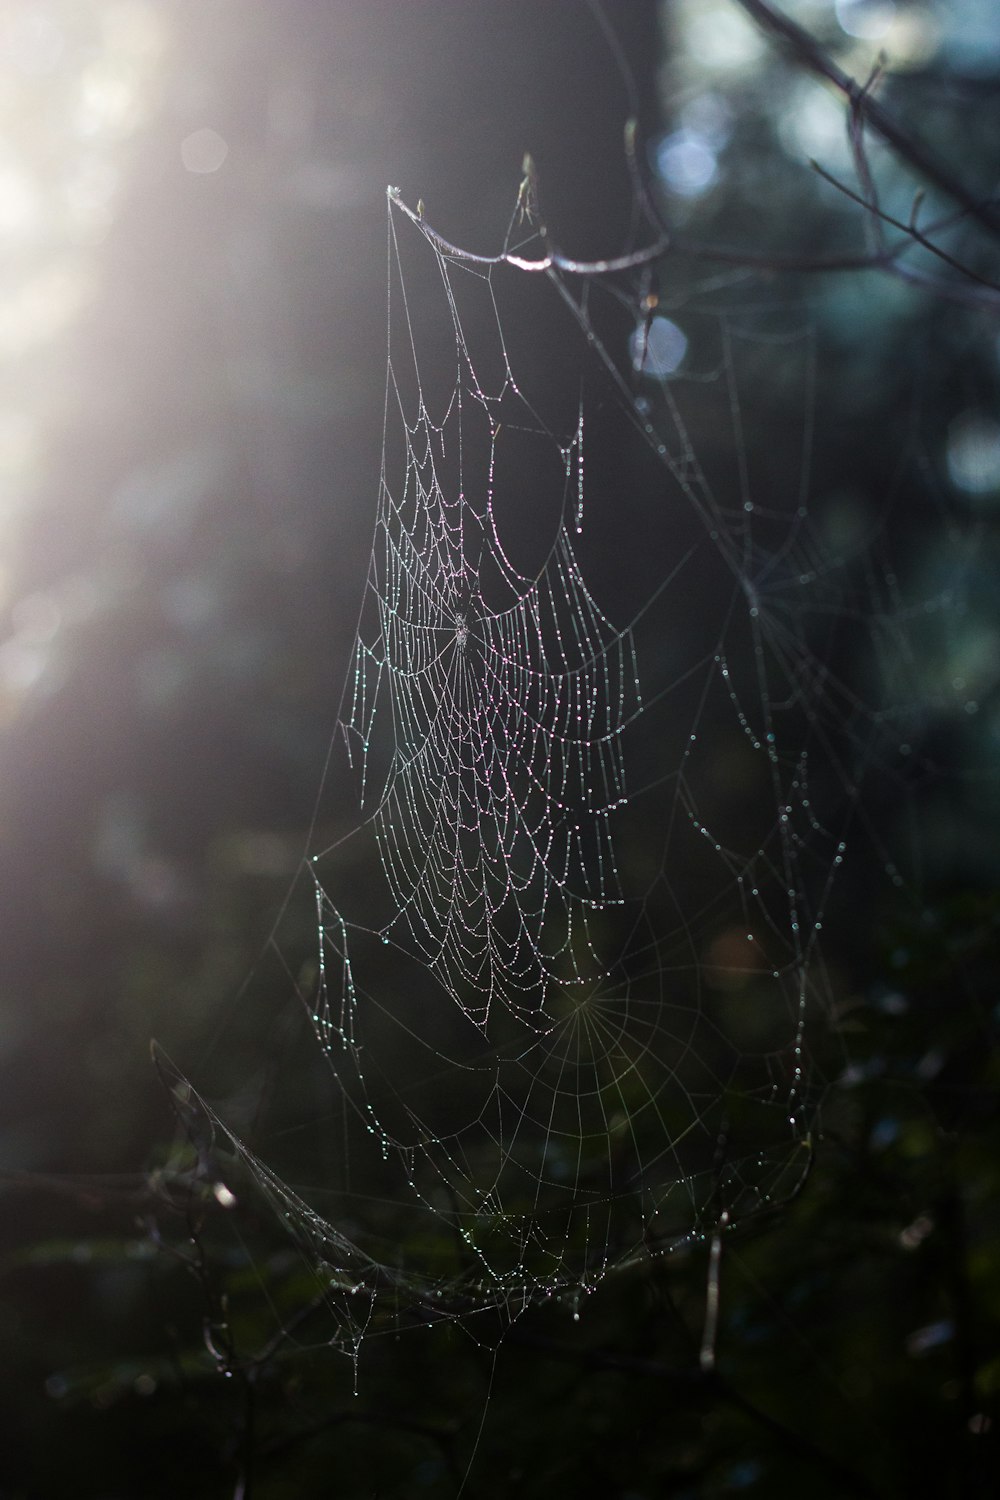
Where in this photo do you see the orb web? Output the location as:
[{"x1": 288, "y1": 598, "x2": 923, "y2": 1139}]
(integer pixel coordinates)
[{"x1": 186, "y1": 179, "x2": 937, "y2": 1336}]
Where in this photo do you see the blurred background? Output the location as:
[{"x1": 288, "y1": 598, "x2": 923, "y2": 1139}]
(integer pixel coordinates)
[{"x1": 1, "y1": 2, "x2": 998, "y2": 1496}]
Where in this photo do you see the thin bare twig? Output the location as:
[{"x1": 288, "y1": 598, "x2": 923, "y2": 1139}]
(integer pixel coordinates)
[
  {"x1": 809, "y1": 160, "x2": 1000, "y2": 295},
  {"x1": 847, "y1": 60, "x2": 887, "y2": 258},
  {"x1": 699, "y1": 1211, "x2": 728, "y2": 1372}
]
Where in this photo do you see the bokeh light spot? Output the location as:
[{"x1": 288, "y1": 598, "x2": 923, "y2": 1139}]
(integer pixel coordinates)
[
  {"x1": 947, "y1": 411, "x2": 1000, "y2": 499},
  {"x1": 628, "y1": 316, "x2": 688, "y2": 378},
  {"x1": 181, "y1": 127, "x2": 228, "y2": 174},
  {"x1": 655, "y1": 129, "x2": 718, "y2": 197},
  {"x1": 836, "y1": 0, "x2": 896, "y2": 41}
]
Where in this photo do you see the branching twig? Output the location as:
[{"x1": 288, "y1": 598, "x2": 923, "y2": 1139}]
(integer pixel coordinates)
[{"x1": 731, "y1": 0, "x2": 1000, "y2": 239}]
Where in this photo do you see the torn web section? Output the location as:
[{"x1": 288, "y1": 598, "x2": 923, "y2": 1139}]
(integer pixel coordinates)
[{"x1": 327, "y1": 208, "x2": 641, "y2": 1031}]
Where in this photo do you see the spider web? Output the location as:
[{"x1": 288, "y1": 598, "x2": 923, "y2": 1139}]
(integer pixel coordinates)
[
  {"x1": 337, "y1": 332, "x2": 634, "y2": 1023},
  {"x1": 182, "y1": 179, "x2": 943, "y2": 1342}
]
